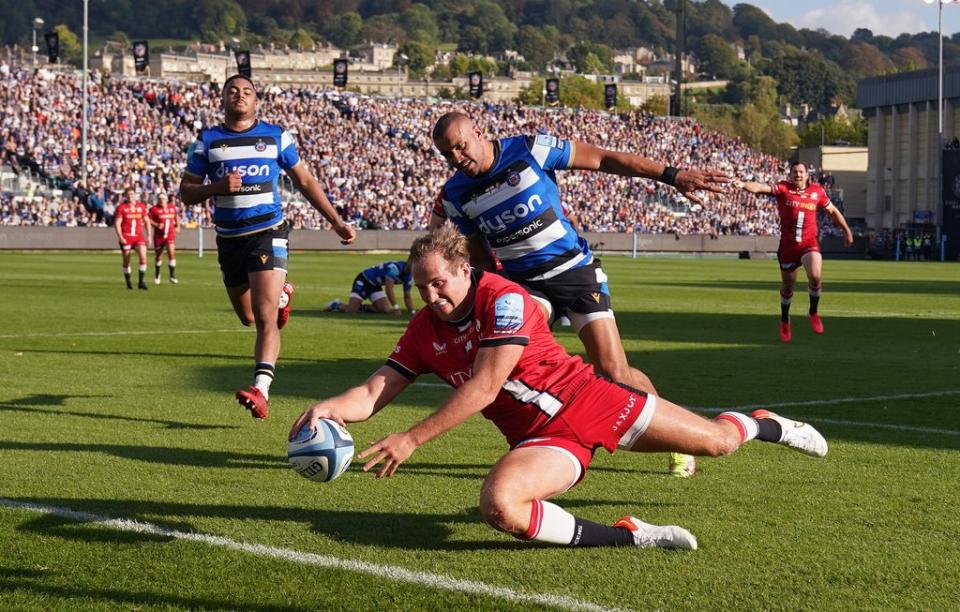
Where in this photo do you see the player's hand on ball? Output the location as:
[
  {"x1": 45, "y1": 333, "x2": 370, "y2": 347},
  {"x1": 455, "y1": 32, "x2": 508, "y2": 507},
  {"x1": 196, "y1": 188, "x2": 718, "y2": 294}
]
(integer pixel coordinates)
[
  {"x1": 358, "y1": 432, "x2": 417, "y2": 479},
  {"x1": 289, "y1": 404, "x2": 346, "y2": 440}
]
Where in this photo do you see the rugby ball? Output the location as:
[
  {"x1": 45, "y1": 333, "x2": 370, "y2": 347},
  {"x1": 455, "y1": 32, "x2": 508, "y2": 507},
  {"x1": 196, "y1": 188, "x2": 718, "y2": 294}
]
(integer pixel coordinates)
[{"x1": 288, "y1": 418, "x2": 354, "y2": 482}]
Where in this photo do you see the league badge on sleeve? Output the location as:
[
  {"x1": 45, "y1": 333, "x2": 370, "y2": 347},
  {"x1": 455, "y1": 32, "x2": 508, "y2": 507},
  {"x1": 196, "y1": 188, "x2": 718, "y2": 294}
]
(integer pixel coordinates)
[
  {"x1": 534, "y1": 134, "x2": 559, "y2": 149},
  {"x1": 494, "y1": 293, "x2": 524, "y2": 334}
]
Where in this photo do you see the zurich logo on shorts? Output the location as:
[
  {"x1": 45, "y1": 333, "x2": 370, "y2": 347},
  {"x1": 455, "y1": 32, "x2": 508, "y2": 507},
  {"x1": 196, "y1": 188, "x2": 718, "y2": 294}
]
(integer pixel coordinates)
[{"x1": 494, "y1": 293, "x2": 524, "y2": 333}]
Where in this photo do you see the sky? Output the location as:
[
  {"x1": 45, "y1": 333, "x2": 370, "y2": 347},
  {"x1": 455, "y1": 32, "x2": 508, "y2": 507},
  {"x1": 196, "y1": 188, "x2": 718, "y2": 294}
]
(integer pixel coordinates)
[{"x1": 732, "y1": 1, "x2": 960, "y2": 39}]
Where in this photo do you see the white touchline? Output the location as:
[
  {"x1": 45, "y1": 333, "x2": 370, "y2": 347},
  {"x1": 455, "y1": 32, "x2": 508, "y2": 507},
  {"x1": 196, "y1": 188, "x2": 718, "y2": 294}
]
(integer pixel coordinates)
[
  {"x1": 688, "y1": 389, "x2": 960, "y2": 436},
  {"x1": 414, "y1": 384, "x2": 960, "y2": 436},
  {"x1": 0, "y1": 329, "x2": 252, "y2": 339},
  {"x1": 0, "y1": 499, "x2": 624, "y2": 612}
]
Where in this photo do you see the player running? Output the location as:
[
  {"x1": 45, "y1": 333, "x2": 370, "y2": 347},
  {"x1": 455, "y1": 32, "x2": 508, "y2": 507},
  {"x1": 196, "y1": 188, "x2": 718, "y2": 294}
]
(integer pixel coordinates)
[
  {"x1": 148, "y1": 192, "x2": 180, "y2": 284},
  {"x1": 733, "y1": 161, "x2": 853, "y2": 342},
  {"x1": 291, "y1": 227, "x2": 829, "y2": 550},
  {"x1": 114, "y1": 188, "x2": 151, "y2": 291},
  {"x1": 179, "y1": 73, "x2": 356, "y2": 420},
  {"x1": 324, "y1": 260, "x2": 416, "y2": 316}
]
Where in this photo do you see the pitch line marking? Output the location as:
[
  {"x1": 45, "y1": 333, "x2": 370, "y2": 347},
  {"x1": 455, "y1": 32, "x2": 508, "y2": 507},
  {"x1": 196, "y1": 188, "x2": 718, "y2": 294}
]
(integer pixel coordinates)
[
  {"x1": 0, "y1": 499, "x2": 623, "y2": 612},
  {"x1": 414, "y1": 384, "x2": 960, "y2": 436},
  {"x1": 0, "y1": 329, "x2": 251, "y2": 340},
  {"x1": 690, "y1": 389, "x2": 960, "y2": 436}
]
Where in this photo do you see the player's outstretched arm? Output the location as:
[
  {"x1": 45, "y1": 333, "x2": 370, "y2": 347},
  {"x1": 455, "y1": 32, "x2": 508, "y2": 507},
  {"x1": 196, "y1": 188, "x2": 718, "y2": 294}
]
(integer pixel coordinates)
[
  {"x1": 285, "y1": 162, "x2": 356, "y2": 244},
  {"x1": 732, "y1": 179, "x2": 772, "y2": 195},
  {"x1": 358, "y1": 343, "x2": 523, "y2": 478},
  {"x1": 288, "y1": 365, "x2": 410, "y2": 440},
  {"x1": 569, "y1": 141, "x2": 730, "y2": 204}
]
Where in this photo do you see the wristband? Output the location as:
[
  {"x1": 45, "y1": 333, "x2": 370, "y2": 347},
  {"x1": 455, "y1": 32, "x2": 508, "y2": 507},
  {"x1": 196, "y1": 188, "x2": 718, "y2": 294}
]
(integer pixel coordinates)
[{"x1": 659, "y1": 166, "x2": 680, "y2": 187}]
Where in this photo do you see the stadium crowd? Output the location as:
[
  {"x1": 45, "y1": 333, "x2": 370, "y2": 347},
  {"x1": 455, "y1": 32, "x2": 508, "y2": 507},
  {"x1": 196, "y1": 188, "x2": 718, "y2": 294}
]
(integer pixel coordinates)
[{"x1": 2, "y1": 57, "x2": 811, "y2": 237}]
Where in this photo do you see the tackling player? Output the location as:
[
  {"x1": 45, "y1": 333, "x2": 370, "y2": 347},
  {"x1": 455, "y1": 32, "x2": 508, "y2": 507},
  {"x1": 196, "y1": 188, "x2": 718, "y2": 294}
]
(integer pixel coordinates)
[
  {"x1": 179, "y1": 74, "x2": 357, "y2": 419},
  {"x1": 430, "y1": 112, "x2": 731, "y2": 477},
  {"x1": 324, "y1": 260, "x2": 416, "y2": 316},
  {"x1": 148, "y1": 192, "x2": 180, "y2": 284},
  {"x1": 291, "y1": 227, "x2": 829, "y2": 550},
  {"x1": 733, "y1": 161, "x2": 853, "y2": 342},
  {"x1": 114, "y1": 188, "x2": 151, "y2": 291}
]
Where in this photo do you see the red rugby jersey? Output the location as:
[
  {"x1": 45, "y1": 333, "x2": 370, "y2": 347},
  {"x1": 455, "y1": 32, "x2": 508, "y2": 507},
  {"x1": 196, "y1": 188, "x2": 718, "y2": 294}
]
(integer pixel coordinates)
[
  {"x1": 770, "y1": 181, "x2": 831, "y2": 244},
  {"x1": 386, "y1": 270, "x2": 595, "y2": 445}
]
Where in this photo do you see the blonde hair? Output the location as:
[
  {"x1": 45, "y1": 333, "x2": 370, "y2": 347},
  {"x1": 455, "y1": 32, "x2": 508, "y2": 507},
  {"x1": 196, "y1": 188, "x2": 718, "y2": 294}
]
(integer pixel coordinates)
[{"x1": 409, "y1": 225, "x2": 469, "y2": 268}]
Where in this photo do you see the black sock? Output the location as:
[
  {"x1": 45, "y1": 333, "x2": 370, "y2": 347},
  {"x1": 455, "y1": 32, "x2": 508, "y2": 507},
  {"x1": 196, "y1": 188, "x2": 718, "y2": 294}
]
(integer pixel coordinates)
[
  {"x1": 254, "y1": 361, "x2": 275, "y2": 383},
  {"x1": 809, "y1": 295, "x2": 820, "y2": 315},
  {"x1": 155, "y1": 264, "x2": 161, "y2": 279},
  {"x1": 169, "y1": 265, "x2": 176, "y2": 278},
  {"x1": 780, "y1": 302, "x2": 791, "y2": 323},
  {"x1": 124, "y1": 272, "x2": 132, "y2": 288},
  {"x1": 570, "y1": 518, "x2": 635, "y2": 547},
  {"x1": 755, "y1": 417, "x2": 783, "y2": 442},
  {"x1": 138, "y1": 270, "x2": 145, "y2": 285}
]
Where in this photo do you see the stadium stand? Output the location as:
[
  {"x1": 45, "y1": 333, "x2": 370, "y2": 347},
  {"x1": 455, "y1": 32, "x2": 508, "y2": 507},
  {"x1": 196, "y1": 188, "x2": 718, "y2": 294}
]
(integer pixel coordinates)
[{"x1": 2, "y1": 58, "x2": 825, "y2": 238}]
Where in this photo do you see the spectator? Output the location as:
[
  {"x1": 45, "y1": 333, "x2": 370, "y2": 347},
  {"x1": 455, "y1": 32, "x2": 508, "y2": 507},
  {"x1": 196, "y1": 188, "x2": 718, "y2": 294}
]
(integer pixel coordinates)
[{"x1": 2, "y1": 62, "x2": 792, "y2": 237}]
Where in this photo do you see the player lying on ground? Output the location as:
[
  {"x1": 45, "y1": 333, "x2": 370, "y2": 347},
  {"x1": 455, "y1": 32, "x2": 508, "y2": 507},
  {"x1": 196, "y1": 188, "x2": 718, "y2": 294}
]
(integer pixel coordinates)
[
  {"x1": 323, "y1": 260, "x2": 416, "y2": 316},
  {"x1": 290, "y1": 227, "x2": 828, "y2": 550}
]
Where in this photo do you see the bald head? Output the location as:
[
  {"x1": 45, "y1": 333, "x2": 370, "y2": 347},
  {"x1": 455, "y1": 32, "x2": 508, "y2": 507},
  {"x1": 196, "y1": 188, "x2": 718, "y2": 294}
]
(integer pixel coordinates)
[
  {"x1": 432, "y1": 112, "x2": 473, "y2": 143},
  {"x1": 432, "y1": 112, "x2": 493, "y2": 177}
]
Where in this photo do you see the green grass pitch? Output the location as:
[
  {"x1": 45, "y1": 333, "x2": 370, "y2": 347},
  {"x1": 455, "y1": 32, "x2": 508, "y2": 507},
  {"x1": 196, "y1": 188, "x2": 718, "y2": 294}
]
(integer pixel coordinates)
[{"x1": 1, "y1": 250, "x2": 958, "y2": 611}]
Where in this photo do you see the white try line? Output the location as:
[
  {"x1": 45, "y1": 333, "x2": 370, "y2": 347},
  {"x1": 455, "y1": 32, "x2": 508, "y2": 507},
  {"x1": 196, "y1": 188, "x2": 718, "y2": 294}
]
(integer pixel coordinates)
[
  {"x1": 0, "y1": 499, "x2": 622, "y2": 612},
  {"x1": 0, "y1": 329, "x2": 251, "y2": 340}
]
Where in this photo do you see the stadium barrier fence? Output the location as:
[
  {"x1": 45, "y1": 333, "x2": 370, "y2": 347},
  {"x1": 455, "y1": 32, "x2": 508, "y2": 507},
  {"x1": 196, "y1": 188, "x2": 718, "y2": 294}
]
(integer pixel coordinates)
[{"x1": 0, "y1": 227, "x2": 867, "y2": 256}]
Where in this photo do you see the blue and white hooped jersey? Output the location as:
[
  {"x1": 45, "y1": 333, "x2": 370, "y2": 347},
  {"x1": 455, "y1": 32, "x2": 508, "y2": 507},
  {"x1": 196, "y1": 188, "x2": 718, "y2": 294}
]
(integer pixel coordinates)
[
  {"x1": 440, "y1": 134, "x2": 592, "y2": 281},
  {"x1": 362, "y1": 260, "x2": 412, "y2": 291},
  {"x1": 185, "y1": 120, "x2": 299, "y2": 237}
]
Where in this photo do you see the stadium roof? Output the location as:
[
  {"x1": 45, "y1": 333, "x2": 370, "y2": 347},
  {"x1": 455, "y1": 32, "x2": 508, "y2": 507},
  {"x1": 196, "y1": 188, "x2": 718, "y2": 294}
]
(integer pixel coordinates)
[{"x1": 858, "y1": 65, "x2": 960, "y2": 111}]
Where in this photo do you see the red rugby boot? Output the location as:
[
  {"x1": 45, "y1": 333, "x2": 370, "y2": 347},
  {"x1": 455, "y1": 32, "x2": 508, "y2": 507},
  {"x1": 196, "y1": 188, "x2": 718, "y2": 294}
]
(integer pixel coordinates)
[
  {"x1": 808, "y1": 313, "x2": 824, "y2": 334},
  {"x1": 278, "y1": 282, "x2": 294, "y2": 330},
  {"x1": 236, "y1": 386, "x2": 269, "y2": 420},
  {"x1": 779, "y1": 320, "x2": 792, "y2": 343}
]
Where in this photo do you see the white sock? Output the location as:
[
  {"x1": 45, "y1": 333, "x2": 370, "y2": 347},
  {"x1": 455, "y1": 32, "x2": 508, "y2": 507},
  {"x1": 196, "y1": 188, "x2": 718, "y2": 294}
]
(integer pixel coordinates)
[
  {"x1": 254, "y1": 375, "x2": 271, "y2": 399},
  {"x1": 716, "y1": 411, "x2": 759, "y2": 443},
  {"x1": 523, "y1": 500, "x2": 576, "y2": 544}
]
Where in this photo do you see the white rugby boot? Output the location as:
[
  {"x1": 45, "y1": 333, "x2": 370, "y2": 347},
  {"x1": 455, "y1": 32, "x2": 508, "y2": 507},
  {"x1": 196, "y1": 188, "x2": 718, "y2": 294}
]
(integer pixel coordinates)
[
  {"x1": 613, "y1": 516, "x2": 698, "y2": 550},
  {"x1": 752, "y1": 409, "x2": 828, "y2": 458}
]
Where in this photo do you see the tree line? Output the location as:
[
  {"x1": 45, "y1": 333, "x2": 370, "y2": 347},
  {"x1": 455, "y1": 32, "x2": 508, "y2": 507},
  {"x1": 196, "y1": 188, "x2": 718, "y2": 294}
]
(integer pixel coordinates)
[{"x1": 7, "y1": 0, "x2": 930, "y2": 152}]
